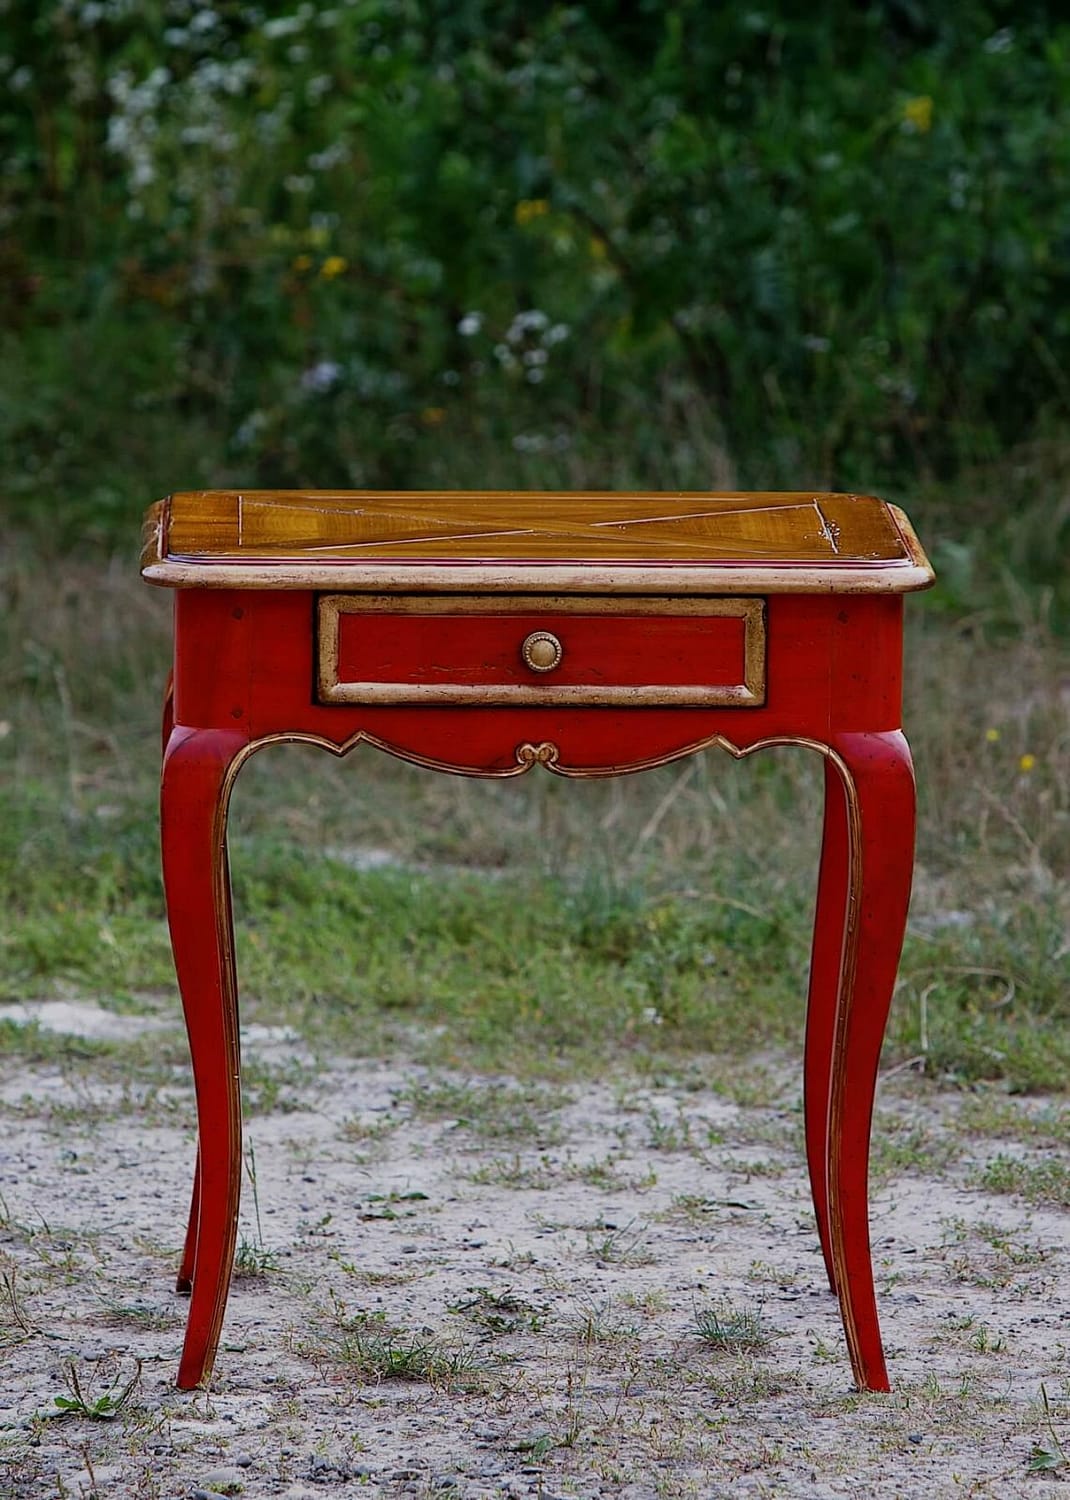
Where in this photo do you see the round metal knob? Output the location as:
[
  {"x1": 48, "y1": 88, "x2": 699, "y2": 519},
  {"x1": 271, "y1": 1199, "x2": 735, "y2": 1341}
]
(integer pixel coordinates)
[{"x1": 521, "y1": 631, "x2": 563, "y2": 674}]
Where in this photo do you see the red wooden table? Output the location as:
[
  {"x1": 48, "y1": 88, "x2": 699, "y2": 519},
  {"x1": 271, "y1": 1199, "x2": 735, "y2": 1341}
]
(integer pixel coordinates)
[{"x1": 142, "y1": 489, "x2": 934, "y2": 1391}]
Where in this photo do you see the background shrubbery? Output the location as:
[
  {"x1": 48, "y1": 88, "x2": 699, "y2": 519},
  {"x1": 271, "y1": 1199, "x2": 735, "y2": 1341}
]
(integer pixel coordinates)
[
  {"x1": 0, "y1": 3, "x2": 1068, "y2": 1103},
  {"x1": 2, "y1": 0, "x2": 1069, "y2": 615}
]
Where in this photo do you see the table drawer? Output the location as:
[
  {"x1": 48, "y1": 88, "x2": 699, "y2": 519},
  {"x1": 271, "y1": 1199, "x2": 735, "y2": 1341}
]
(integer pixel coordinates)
[{"x1": 316, "y1": 595, "x2": 765, "y2": 707}]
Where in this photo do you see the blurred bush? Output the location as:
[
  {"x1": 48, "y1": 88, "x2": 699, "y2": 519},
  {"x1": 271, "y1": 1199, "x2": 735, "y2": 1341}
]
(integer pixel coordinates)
[{"x1": 2, "y1": 1, "x2": 1069, "y2": 563}]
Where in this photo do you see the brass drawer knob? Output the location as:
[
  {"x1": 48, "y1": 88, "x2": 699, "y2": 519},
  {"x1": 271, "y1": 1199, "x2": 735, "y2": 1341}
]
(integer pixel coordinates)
[{"x1": 521, "y1": 630, "x2": 563, "y2": 673}]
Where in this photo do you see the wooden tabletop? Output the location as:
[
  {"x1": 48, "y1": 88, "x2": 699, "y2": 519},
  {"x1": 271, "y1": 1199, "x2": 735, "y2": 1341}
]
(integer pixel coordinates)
[{"x1": 141, "y1": 490, "x2": 934, "y2": 594}]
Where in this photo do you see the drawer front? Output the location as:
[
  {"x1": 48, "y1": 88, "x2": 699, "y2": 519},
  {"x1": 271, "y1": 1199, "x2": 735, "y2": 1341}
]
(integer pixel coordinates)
[{"x1": 317, "y1": 595, "x2": 766, "y2": 707}]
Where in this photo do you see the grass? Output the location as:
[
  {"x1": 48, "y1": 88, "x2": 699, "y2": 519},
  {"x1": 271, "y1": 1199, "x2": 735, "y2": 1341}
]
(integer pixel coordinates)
[
  {"x1": 937, "y1": 1217, "x2": 1055, "y2": 1289},
  {"x1": 954, "y1": 1095, "x2": 1070, "y2": 1147},
  {"x1": 449, "y1": 1287, "x2": 548, "y2": 1336},
  {"x1": 311, "y1": 1301, "x2": 482, "y2": 1388},
  {"x1": 0, "y1": 539, "x2": 1068, "y2": 1099},
  {"x1": 693, "y1": 1301, "x2": 774, "y2": 1355},
  {"x1": 465, "y1": 1150, "x2": 658, "y2": 1194},
  {"x1": 397, "y1": 1076, "x2": 571, "y2": 1145},
  {"x1": 869, "y1": 1119, "x2": 960, "y2": 1184},
  {"x1": 233, "y1": 1239, "x2": 279, "y2": 1280},
  {"x1": 975, "y1": 1155, "x2": 1070, "y2": 1209},
  {"x1": 585, "y1": 1219, "x2": 657, "y2": 1267}
]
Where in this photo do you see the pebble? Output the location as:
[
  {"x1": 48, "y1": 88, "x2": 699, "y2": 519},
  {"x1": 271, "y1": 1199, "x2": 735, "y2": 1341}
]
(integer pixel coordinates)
[
  {"x1": 307, "y1": 1454, "x2": 352, "y2": 1479},
  {"x1": 199, "y1": 1468, "x2": 246, "y2": 1494}
]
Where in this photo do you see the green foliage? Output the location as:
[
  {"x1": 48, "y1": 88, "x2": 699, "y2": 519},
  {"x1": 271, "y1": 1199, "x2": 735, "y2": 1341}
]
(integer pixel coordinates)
[
  {"x1": 43, "y1": 1358, "x2": 142, "y2": 1421},
  {"x1": 978, "y1": 1153, "x2": 1070, "y2": 1207},
  {"x1": 3, "y1": 2, "x2": 1070, "y2": 556},
  {"x1": 1030, "y1": 1388, "x2": 1070, "y2": 1475},
  {"x1": 316, "y1": 1297, "x2": 482, "y2": 1385},
  {"x1": 694, "y1": 1299, "x2": 772, "y2": 1353}
]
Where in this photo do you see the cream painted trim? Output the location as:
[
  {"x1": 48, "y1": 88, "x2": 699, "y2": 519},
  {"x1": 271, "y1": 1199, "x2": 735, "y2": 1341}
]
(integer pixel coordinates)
[
  {"x1": 315, "y1": 594, "x2": 766, "y2": 708},
  {"x1": 144, "y1": 557, "x2": 934, "y2": 594}
]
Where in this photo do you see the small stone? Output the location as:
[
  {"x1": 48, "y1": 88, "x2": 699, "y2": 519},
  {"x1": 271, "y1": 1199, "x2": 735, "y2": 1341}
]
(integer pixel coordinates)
[
  {"x1": 200, "y1": 1469, "x2": 246, "y2": 1495},
  {"x1": 233, "y1": 1453, "x2": 254, "y2": 1467},
  {"x1": 908, "y1": 1433, "x2": 925, "y2": 1445}
]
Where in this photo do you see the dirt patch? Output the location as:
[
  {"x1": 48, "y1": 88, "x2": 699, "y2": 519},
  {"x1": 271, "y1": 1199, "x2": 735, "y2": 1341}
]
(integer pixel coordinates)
[{"x1": 0, "y1": 1014, "x2": 1066, "y2": 1498}]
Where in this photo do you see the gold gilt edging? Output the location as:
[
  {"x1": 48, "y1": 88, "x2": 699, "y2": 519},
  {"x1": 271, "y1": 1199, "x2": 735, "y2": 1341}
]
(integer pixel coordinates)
[
  {"x1": 316, "y1": 594, "x2": 766, "y2": 709},
  {"x1": 201, "y1": 724, "x2": 866, "y2": 1389}
]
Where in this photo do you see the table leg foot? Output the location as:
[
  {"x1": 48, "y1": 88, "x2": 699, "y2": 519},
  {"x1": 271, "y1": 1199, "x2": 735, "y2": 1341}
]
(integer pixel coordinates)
[
  {"x1": 824, "y1": 730, "x2": 915, "y2": 1393},
  {"x1": 162, "y1": 725, "x2": 248, "y2": 1390}
]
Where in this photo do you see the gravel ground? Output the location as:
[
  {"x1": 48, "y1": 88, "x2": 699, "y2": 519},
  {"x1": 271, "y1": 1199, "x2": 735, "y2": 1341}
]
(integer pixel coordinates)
[{"x1": 1, "y1": 1001, "x2": 1067, "y2": 1499}]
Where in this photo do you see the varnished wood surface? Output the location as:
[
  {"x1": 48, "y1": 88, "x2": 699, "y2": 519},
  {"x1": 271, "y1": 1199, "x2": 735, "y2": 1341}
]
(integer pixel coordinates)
[{"x1": 142, "y1": 491, "x2": 935, "y2": 594}]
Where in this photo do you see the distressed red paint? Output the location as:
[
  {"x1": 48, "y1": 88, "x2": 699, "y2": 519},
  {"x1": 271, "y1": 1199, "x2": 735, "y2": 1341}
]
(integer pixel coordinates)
[{"x1": 150, "y1": 492, "x2": 930, "y2": 1394}]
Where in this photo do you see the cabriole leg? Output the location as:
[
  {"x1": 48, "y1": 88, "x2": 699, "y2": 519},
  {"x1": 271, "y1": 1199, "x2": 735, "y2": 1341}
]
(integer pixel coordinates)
[
  {"x1": 161, "y1": 725, "x2": 248, "y2": 1389},
  {"x1": 824, "y1": 730, "x2": 916, "y2": 1392},
  {"x1": 161, "y1": 672, "x2": 199, "y2": 1295},
  {"x1": 804, "y1": 756, "x2": 851, "y2": 1294}
]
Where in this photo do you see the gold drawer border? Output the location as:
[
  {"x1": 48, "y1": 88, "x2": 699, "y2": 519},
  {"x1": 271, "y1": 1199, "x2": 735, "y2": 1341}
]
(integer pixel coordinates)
[{"x1": 316, "y1": 594, "x2": 766, "y2": 708}]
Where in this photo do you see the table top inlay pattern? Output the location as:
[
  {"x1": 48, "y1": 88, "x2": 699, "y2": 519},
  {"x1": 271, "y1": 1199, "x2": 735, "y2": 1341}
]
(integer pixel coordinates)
[{"x1": 142, "y1": 490, "x2": 933, "y2": 594}]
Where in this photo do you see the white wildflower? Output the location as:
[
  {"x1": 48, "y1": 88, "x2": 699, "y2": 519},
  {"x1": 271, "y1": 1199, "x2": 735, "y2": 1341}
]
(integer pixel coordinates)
[{"x1": 301, "y1": 360, "x2": 343, "y2": 393}]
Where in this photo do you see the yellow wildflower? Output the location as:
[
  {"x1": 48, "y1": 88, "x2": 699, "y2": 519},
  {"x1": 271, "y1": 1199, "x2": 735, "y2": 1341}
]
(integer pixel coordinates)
[
  {"x1": 589, "y1": 235, "x2": 607, "y2": 261},
  {"x1": 420, "y1": 407, "x2": 446, "y2": 426},
  {"x1": 984, "y1": 727, "x2": 1000, "y2": 743},
  {"x1": 515, "y1": 198, "x2": 550, "y2": 226},
  {"x1": 1019, "y1": 753, "x2": 1036, "y2": 772},
  {"x1": 291, "y1": 254, "x2": 313, "y2": 273},
  {"x1": 320, "y1": 255, "x2": 348, "y2": 280},
  {"x1": 902, "y1": 96, "x2": 933, "y2": 133}
]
